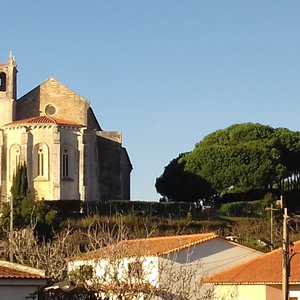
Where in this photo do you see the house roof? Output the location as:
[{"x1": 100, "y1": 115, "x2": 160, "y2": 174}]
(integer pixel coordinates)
[
  {"x1": 68, "y1": 233, "x2": 218, "y2": 262},
  {"x1": 204, "y1": 240, "x2": 300, "y2": 285},
  {"x1": 0, "y1": 260, "x2": 46, "y2": 280},
  {"x1": 5, "y1": 115, "x2": 82, "y2": 127}
]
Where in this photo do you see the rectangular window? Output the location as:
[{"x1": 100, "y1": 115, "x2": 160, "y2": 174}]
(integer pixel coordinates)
[{"x1": 128, "y1": 261, "x2": 143, "y2": 279}]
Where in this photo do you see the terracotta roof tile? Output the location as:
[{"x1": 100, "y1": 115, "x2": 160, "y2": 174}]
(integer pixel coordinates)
[
  {"x1": 0, "y1": 261, "x2": 45, "y2": 280},
  {"x1": 204, "y1": 240, "x2": 300, "y2": 284},
  {"x1": 69, "y1": 233, "x2": 218, "y2": 262},
  {"x1": 0, "y1": 266, "x2": 44, "y2": 279},
  {"x1": 97, "y1": 283, "x2": 158, "y2": 293},
  {"x1": 5, "y1": 115, "x2": 82, "y2": 127}
]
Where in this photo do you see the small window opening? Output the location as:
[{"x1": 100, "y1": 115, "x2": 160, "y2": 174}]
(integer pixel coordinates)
[
  {"x1": 45, "y1": 104, "x2": 57, "y2": 116},
  {"x1": 0, "y1": 73, "x2": 6, "y2": 92},
  {"x1": 15, "y1": 150, "x2": 20, "y2": 171},
  {"x1": 62, "y1": 149, "x2": 69, "y2": 177},
  {"x1": 128, "y1": 261, "x2": 143, "y2": 279},
  {"x1": 38, "y1": 149, "x2": 44, "y2": 176}
]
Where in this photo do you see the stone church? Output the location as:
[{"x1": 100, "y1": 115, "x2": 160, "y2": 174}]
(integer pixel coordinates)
[{"x1": 0, "y1": 54, "x2": 132, "y2": 209}]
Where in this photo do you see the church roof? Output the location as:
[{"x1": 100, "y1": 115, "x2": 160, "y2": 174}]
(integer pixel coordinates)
[{"x1": 6, "y1": 115, "x2": 83, "y2": 127}]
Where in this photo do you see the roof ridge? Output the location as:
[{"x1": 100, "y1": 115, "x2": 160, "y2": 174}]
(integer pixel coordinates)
[
  {"x1": 119, "y1": 232, "x2": 216, "y2": 243},
  {"x1": 160, "y1": 234, "x2": 218, "y2": 255},
  {"x1": 4, "y1": 115, "x2": 83, "y2": 127},
  {"x1": 0, "y1": 260, "x2": 45, "y2": 277}
]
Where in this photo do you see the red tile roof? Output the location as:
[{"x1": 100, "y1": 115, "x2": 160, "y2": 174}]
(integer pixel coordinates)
[
  {"x1": 5, "y1": 115, "x2": 82, "y2": 127},
  {"x1": 97, "y1": 283, "x2": 158, "y2": 293},
  {"x1": 0, "y1": 261, "x2": 45, "y2": 280},
  {"x1": 204, "y1": 240, "x2": 300, "y2": 285},
  {"x1": 69, "y1": 233, "x2": 218, "y2": 262}
]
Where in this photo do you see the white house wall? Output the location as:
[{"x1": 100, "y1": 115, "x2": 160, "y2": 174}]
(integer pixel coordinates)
[
  {"x1": 289, "y1": 289, "x2": 300, "y2": 300},
  {"x1": 214, "y1": 284, "x2": 299, "y2": 300},
  {"x1": 213, "y1": 285, "x2": 268, "y2": 300},
  {"x1": 68, "y1": 256, "x2": 159, "y2": 287}
]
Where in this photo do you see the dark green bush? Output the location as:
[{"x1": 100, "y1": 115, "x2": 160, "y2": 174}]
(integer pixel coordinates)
[{"x1": 219, "y1": 194, "x2": 273, "y2": 218}]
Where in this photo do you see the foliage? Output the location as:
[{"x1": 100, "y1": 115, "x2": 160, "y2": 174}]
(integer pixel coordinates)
[
  {"x1": 0, "y1": 227, "x2": 79, "y2": 281},
  {"x1": 0, "y1": 163, "x2": 59, "y2": 236},
  {"x1": 39, "y1": 288, "x2": 97, "y2": 300},
  {"x1": 157, "y1": 123, "x2": 300, "y2": 202},
  {"x1": 10, "y1": 162, "x2": 29, "y2": 201},
  {"x1": 93, "y1": 200, "x2": 205, "y2": 220},
  {"x1": 155, "y1": 154, "x2": 214, "y2": 202},
  {"x1": 218, "y1": 195, "x2": 273, "y2": 218}
]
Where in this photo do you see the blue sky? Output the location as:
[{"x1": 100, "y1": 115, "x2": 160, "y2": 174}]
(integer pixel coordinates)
[{"x1": 1, "y1": 1, "x2": 300, "y2": 200}]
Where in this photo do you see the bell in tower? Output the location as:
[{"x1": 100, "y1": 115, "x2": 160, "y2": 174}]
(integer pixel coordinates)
[{"x1": 0, "y1": 53, "x2": 17, "y2": 126}]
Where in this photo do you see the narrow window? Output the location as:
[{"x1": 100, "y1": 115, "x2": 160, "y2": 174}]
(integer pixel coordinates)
[
  {"x1": 15, "y1": 149, "x2": 20, "y2": 171},
  {"x1": 0, "y1": 73, "x2": 6, "y2": 92},
  {"x1": 38, "y1": 148, "x2": 44, "y2": 176},
  {"x1": 62, "y1": 149, "x2": 69, "y2": 177},
  {"x1": 10, "y1": 145, "x2": 21, "y2": 180}
]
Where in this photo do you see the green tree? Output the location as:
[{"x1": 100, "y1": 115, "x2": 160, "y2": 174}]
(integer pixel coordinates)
[
  {"x1": 0, "y1": 163, "x2": 58, "y2": 236},
  {"x1": 10, "y1": 162, "x2": 29, "y2": 202},
  {"x1": 155, "y1": 154, "x2": 214, "y2": 202},
  {"x1": 156, "y1": 123, "x2": 300, "y2": 201}
]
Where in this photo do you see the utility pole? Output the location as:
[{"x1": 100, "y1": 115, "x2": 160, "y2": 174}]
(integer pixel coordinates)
[
  {"x1": 266, "y1": 203, "x2": 278, "y2": 250},
  {"x1": 282, "y1": 207, "x2": 289, "y2": 300},
  {"x1": 9, "y1": 195, "x2": 13, "y2": 262}
]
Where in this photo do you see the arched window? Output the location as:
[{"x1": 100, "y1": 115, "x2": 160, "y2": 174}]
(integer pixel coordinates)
[
  {"x1": 9, "y1": 144, "x2": 21, "y2": 180},
  {"x1": 34, "y1": 143, "x2": 49, "y2": 180},
  {"x1": 61, "y1": 145, "x2": 76, "y2": 180},
  {"x1": 62, "y1": 149, "x2": 69, "y2": 177},
  {"x1": 0, "y1": 72, "x2": 6, "y2": 92}
]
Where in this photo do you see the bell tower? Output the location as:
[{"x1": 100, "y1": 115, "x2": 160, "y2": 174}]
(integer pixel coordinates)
[{"x1": 0, "y1": 53, "x2": 17, "y2": 126}]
